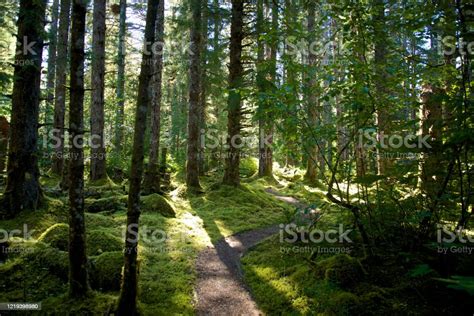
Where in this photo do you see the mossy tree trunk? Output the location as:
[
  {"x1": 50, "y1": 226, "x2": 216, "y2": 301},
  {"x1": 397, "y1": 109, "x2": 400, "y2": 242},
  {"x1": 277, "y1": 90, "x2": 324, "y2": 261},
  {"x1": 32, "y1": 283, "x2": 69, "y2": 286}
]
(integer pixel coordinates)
[
  {"x1": 222, "y1": 0, "x2": 244, "y2": 186},
  {"x1": 117, "y1": 0, "x2": 160, "y2": 313},
  {"x1": 1, "y1": 0, "x2": 46, "y2": 218},
  {"x1": 68, "y1": 0, "x2": 89, "y2": 298},
  {"x1": 114, "y1": 0, "x2": 126, "y2": 157},
  {"x1": 186, "y1": 0, "x2": 203, "y2": 191},
  {"x1": 143, "y1": 0, "x2": 165, "y2": 194},
  {"x1": 52, "y1": 0, "x2": 71, "y2": 176},
  {"x1": 90, "y1": 0, "x2": 107, "y2": 181},
  {"x1": 45, "y1": 0, "x2": 59, "y2": 138}
]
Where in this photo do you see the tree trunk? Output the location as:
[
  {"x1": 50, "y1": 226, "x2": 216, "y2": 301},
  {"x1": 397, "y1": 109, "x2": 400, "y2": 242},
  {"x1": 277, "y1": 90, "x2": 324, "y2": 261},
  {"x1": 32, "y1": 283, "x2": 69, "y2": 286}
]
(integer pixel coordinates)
[
  {"x1": 114, "y1": 0, "x2": 126, "y2": 156},
  {"x1": 45, "y1": 0, "x2": 59, "y2": 132},
  {"x1": 304, "y1": 2, "x2": 318, "y2": 183},
  {"x1": 222, "y1": 0, "x2": 244, "y2": 186},
  {"x1": 68, "y1": 0, "x2": 89, "y2": 298},
  {"x1": 198, "y1": 1, "x2": 209, "y2": 176},
  {"x1": 374, "y1": 0, "x2": 392, "y2": 175},
  {"x1": 186, "y1": 0, "x2": 203, "y2": 191},
  {"x1": 117, "y1": 0, "x2": 160, "y2": 314},
  {"x1": 257, "y1": 0, "x2": 274, "y2": 178},
  {"x1": 89, "y1": 0, "x2": 107, "y2": 181},
  {"x1": 1, "y1": 0, "x2": 46, "y2": 218},
  {"x1": 0, "y1": 116, "x2": 9, "y2": 174},
  {"x1": 143, "y1": 0, "x2": 165, "y2": 194},
  {"x1": 51, "y1": 0, "x2": 71, "y2": 176}
]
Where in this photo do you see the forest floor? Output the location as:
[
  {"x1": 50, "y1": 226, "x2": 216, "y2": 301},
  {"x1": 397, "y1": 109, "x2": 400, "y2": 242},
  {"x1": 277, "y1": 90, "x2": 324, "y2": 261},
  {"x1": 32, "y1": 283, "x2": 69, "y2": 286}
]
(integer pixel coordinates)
[
  {"x1": 195, "y1": 188, "x2": 305, "y2": 315},
  {"x1": 0, "y1": 165, "x2": 473, "y2": 314}
]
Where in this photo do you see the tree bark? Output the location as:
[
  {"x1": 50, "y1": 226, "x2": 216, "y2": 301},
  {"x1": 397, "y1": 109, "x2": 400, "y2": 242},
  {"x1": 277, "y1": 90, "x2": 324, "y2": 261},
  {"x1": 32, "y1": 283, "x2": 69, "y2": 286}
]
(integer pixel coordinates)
[
  {"x1": 198, "y1": 1, "x2": 209, "y2": 176},
  {"x1": 222, "y1": 0, "x2": 244, "y2": 186},
  {"x1": 143, "y1": 0, "x2": 165, "y2": 194},
  {"x1": 304, "y1": 2, "x2": 318, "y2": 183},
  {"x1": 117, "y1": 0, "x2": 160, "y2": 314},
  {"x1": 0, "y1": 117, "x2": 9, "y2": 174},
  {"x1": 1, "y1": 0, "x2": 46, "y2": 218},
  {"x1": 45, "y1": 0, "x2": 59, "y2": 132},
  {"x1": 114, "y1": 0, "x2": 126, "y2": 156},
  {"x1": 51, "y1": 0, "x2": 71, "y2": 176},
  {"x1": 186, "y1": 0, "x2": 203, "y2": 190},
  {"x1": 374, "y1": 0, "x2": 392, "y2": 175},
  {"x1": 68, "y1": 0, "x2": 89, "y2": 297},
  {"x1": 257, "y1": 0, "x2": 274, "y2": 178},
  {"x1": 89, "y1": 0, "x2": 107, "y2": 181}
]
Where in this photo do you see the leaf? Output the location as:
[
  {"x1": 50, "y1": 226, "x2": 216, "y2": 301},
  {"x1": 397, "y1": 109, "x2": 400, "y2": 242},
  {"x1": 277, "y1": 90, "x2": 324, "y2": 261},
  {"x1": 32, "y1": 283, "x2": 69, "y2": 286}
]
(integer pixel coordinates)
[{"x1": 409, "y1": 264, "x2": 433, "y2": 277}]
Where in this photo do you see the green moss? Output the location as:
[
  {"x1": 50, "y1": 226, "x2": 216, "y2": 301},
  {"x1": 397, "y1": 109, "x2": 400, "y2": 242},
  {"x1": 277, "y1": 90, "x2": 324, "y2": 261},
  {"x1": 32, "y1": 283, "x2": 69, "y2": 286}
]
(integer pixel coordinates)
[
  {"x1": 316, "y1": 254, "x2": 362, "y2": 287},
  {"x1": 141, "y1": 194, "x2": 176, "y2": 217},
  {"x1": 41, "y1": 292, "x2": 117, "y2": 314},
  {"x1": 38, "y1": 223, "x2": 69, "y2": 251},
  {"x1": 325, "y1": 291, "x2": 360, "y2": 315},
  {"x1": 89, "y1": 251, "x2": 123, "y2": 291},
  {"x1": 240, "y1": 157, "x2": 258, "y2": 178},
  {"x1": 87, "y1": 175, "x2": 119, "y2": 188},
  {"x1": 85, "y1": 195, "x2": 128, "y2": 213},
  {"x1": 26, "y1": 244, "x2": 69, "y2": 280},
  {"x1": 87, "y1": 230, "x2": 123, "y2": 256}
]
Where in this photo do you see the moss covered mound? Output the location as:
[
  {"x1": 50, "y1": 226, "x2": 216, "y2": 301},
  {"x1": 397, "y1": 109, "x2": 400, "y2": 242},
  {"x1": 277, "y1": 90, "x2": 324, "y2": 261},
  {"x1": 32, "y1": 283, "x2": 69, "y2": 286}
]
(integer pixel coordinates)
[
  {"x1": 141, "y1": 194, "x2": 175, "y2": 217},
  {"x1": 38, "y1": 223, "x2": 69, "y2": 251},
  {"x1": 85, "y1": 195, "x2": 128, "y2": 213},
  {"x1": 325, "y1": 291, "x2": 361, "y2": 314},
  {"x1": 89, "y1": 251, "x2": 123, "y2": 291},
  {"x1": 87, "y1": 230, "x2": 123, "y2": 256},
  {"x1": 316, "y1": 254, "x2": 362, "y2": 287},
  {"x1": 27, "y1": 245, "x2": 69, "y2": 281}
]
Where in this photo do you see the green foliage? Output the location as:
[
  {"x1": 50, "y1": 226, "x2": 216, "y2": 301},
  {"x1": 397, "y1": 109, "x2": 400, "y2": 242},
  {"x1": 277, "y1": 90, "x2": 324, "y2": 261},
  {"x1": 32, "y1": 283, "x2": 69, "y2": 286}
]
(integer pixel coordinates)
[{"x1": 436, "y1": 276, "x2": 474, "y2": 296}]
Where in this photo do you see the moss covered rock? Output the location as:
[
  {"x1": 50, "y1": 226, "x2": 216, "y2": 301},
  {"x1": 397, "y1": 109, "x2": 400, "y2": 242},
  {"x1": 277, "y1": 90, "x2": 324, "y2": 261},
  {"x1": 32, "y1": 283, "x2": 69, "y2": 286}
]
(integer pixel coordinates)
[
  {"x1": 141, "y1": 194, "x2": 175, "y2": 217},
  {"x1": 89, "y1": 251, "x2": 123, "y2": 291},
  {"x1": 87, "y1": 230, "x2": 123, "y2": 256},
  {"x1": 30, "y1": 245, "x2": 69, "y2": 281},
  {"x1": 316, "y1": 254, "x2": 362, "y2": 287},
  {"x1": 85, "y1": 195, "x2": 128, "y2": 213},
  {"x1": 38, "y1": 223, "x2": 69, "y2": 251},
  {"x1": 325, "y1": 291, "x2": 360, "y2": 315}
]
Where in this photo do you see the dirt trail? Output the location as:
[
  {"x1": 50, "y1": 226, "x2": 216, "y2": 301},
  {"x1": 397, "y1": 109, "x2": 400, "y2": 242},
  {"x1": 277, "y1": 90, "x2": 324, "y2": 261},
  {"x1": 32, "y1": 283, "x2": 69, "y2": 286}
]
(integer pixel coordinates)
[{"x1": 194, "y1": 188, "x2": 304, "y2": 316}]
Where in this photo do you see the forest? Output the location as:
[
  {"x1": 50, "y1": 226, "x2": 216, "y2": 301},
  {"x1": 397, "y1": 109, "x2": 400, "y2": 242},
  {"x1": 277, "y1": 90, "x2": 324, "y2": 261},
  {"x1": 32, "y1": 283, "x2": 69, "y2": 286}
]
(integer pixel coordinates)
[{"x1": 0, "y1": 0, "x2": 473, "y2": 314}]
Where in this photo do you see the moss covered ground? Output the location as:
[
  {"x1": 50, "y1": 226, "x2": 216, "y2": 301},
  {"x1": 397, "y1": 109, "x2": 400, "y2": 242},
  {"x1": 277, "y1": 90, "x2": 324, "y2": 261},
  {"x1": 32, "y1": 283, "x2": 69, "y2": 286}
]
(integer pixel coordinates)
[{"x1": 0, "y1": 172, "x2": 290, "y2": 315}]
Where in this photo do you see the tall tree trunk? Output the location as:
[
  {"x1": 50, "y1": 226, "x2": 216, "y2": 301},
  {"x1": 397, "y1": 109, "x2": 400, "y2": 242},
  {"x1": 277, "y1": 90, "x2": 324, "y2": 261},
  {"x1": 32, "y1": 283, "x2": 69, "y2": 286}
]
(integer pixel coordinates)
[
  {"x1": 222, "y1": 0, "x2": 244, "y2": 186},
  {"x1": 374, "y1": 0, "x2": 392, "y2": 175},
  {"x1": 117, "y1": 0, "x2": 160, "y2": 313},
  {"x1": 1, "y1": 0, "x2": 46, "y2": 218},
  {"x1": 304, "y1": 2, "x2": 318, "y2": 183},
  {"x1": 198, "y1": 1, "x2": 209, "y2": 176},
  {"x1": 114, "y1": 0, "x2": 126, "y2": 156},
  {"x1": 257, "y1": 0, "x2": 274, "y2": 178},
  {"x1": 186, "y1": 0, "x2": 203, "y2": 190},
  {"x1": 143, "y1": 0, "x2": 165, "y2": 194},
  {"x1": 0, "y1": 117, "x2": 8, "y2": 174},
  {"x1": 51, "y1": 0, "x2": 71, "y2": 176},
  {"x1": 89, "y1": 0, "x2": 107, "y2": 181},
  {"x1": 45, "y1": 0, "x2": 59, "y2": 132},
  {"x1": 68, "y1": 0, "x2": 89, "y2": 297}
]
